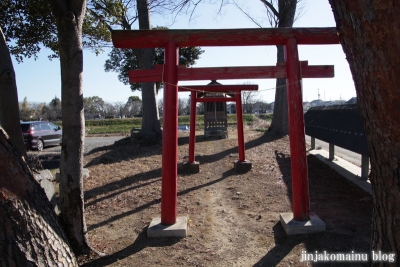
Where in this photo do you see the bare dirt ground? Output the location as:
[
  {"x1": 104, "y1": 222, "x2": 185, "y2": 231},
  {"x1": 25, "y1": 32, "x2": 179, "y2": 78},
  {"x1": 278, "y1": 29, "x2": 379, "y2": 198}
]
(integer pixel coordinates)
[{"x1": 47, "y1": 121, "x2": 372, "y2": 266}]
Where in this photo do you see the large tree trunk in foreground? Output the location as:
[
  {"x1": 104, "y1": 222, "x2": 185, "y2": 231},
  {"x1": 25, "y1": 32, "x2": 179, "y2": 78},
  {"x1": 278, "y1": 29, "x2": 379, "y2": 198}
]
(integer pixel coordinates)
[
  {"x1": 0, "y1": 27, "x2": 27, "y2": 157},
  {"x1": 137, "y1": 0, "x2": 162, "y2": 139},
  {"x1": 269, "y1": 0, "x2": 297, "y2": 136},
  {"x1": 50, "y1": 0, "x2": 90, "y2": 255},
  {"x1": 0, "y1": 127, "x2": 77, "y2": 266},
  {"x1": 329, "y1": 1, "x2": 400, "y2": 262}
]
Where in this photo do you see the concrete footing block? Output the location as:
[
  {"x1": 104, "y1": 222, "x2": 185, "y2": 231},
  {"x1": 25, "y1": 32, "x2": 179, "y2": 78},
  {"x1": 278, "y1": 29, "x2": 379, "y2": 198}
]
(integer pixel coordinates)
[
  {"x1": 33, "y1": 170, "x2": 59, "y2": 215},
  {"x1": 34, "y1": 169, "x2": 55, "y2": 182},
  {"x1": 147, "y1": 216, "x2": 188, "y2": 238},
  {"x1": 280, "y1": 212, "x2": 325, "y2": 235},
  {"x1": 183, "y1": 162, "x2": 200, "y2": 173},
  {"x1": 234, "y1": 161, "x2": 252, "y2": 172}
]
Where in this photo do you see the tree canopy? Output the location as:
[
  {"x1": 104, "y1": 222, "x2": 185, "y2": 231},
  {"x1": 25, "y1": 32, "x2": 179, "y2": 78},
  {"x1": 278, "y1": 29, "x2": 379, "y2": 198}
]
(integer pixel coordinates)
[
  {"x1": 104, "y1": 33, "x2": 204, "y2": 91},
  {"x1": 83, "y1": 96, "x2": 105, "y2": 116},
  {"x1": 0, "y1": 0, "x2": 111, "y2": 61},
  {"x1": 0, "y1": 0, "x2": 57, "y2": 61}
]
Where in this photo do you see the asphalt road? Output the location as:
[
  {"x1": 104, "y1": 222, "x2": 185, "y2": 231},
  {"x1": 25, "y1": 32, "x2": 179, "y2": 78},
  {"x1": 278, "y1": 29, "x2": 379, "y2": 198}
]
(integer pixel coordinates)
[
  {"x1": 305, "y1": 135, "x2": 363, "y2": 167},
  {"x1": 37, "y1": 135, "x2": 363, "y2": 167},
  {"x1": 37, "y1": 135, "x2": 126, "y2": 154}
]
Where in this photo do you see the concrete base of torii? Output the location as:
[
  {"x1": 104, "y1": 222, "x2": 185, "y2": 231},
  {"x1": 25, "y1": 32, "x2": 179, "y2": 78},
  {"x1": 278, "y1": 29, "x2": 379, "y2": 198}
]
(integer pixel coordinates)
[
  {"x1": 280, "y1": 212, "x2": 325, "y2": 235},
  {"x1": 147, "y1": 216, "x2": 188, "y2": 238},
  {"x1": 183, "y1": 161, "x2": 200, "y2": 173},
  {"x1": 234, "y1": 160, "x2": 252, "y2": 172}
]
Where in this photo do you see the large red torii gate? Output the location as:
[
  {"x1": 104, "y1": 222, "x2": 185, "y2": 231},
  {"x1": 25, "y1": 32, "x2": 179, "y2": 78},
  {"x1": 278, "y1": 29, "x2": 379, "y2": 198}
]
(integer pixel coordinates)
[{"x1": 112, "y1": 27, "x2": 340, "y2": 236}]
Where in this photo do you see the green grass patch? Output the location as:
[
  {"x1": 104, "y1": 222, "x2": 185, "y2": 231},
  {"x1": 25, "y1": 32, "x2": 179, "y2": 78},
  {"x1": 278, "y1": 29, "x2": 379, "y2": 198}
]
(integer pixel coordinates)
[
  {"x1": 55, "y1": 114, "x2": 269, "y2": 135},
  {"x1": 258, "y1": 114, "x2": 273, "y2": 121},
  {"x1": 85, "y1": 118, "x2": 141, "y2": 134}
]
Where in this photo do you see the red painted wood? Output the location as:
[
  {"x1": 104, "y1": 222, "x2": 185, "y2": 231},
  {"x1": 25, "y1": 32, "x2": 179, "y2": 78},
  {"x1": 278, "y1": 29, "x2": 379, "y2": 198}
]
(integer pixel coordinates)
[
  {"x1": 235, "y1": 93, "x2": 245, "y2": 162},
  {"x1": 179, "y1": 85, "x2": 258, "y2": 92},
  {"x1": 112, "y1": 27, "x2": 340, "y2": 48},
  {"x1": 196, "y1": 97, "x2": 237, "y2": 103},
  {"x1": 128, "y1": 68, "x2": 163, "y2": 82},
  {"x1": 285, "y1": 38, "x2": 310, "y2": 221},
  {"x1": 188, "y1": 92, "x2": 197, "y2": 163},
  {"x1": 277, "y1": 60, "x2": 308, "y2": 66},
  {"x1": 178, "y1": 66, "x2": 286, "y2": 81},
  {"x1": 128, "y1": 65, "x2": 334, "y2": 83},
  {"x1": 161, "y1": 41, "x2": 179, "y2": 225},
  {"x1": 301, "y1": 65, "x2": 334, "y2": 78}
]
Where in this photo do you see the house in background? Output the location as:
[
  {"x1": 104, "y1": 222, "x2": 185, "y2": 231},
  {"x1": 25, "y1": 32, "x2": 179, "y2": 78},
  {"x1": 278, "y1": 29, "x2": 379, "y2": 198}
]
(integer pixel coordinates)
[
  {"x1": 227, "y1": 103, "x2": 236, "y2": 114},
  {"x1": 310, "y1": 99, "x2": 325, "y2": 107},
  {"x1": 270, "y1": 102, "x2": 275, "y2": 111},
  {"x1": 346, "y1": 97, "x2": 357, "y2": 104},
  {"x1": 303, "y1": 101, "x2": 311, "y2": 111},
  {"x1": 252, "y1": 101, "x2": 271, "y2": 114}
]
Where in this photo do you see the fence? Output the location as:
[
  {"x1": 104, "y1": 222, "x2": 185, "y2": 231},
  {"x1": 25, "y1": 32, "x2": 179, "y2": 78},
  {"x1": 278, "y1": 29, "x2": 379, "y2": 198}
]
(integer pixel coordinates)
[{"x1": 304, "y1": 104, "x2": 370, "y2": 179}]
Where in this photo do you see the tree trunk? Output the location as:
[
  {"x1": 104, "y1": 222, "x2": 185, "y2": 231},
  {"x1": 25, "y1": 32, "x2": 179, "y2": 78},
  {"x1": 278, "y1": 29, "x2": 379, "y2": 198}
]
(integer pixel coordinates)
[
  {"x1": 137, "y1": 0, "x2": 162, "y2": 138},
  {"x1": 269, "y1": 0, "x2": 297, "y2": 136},
  {"x1": 0, "y1": 27, "x2": 27, "y2": 157},
  {"x1": 49, "y1": 0, "x2": 91, "y2": 255},
  {"x1": 0, "y1": 127, "x2": 77, "y2": 266},
  {"x1": 269, "y1": 45, "x2": 289, "y2": 135},
  {"x1": 329, "y1": 1, "x2": 400, "y2": 263}
]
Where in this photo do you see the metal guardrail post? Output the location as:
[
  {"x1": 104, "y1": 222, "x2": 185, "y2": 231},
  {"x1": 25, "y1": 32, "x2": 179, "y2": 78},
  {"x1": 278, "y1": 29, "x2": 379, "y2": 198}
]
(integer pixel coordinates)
[
  {"x1": 329, "y1": 143, "x2": 335, "y2": 161},
  {"x1": 361, "y1": 155, "x2": 370, "y2": 180}
]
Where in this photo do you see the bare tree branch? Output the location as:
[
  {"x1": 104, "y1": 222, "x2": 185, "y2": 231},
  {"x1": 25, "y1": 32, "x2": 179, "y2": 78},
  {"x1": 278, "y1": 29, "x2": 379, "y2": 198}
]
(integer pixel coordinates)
[
  {"x1": 232, "y1": 0, "x2": 263, "y2": 28},
  {"x1": 259, "y1": 0, "x2": 279, "y2": 18}
]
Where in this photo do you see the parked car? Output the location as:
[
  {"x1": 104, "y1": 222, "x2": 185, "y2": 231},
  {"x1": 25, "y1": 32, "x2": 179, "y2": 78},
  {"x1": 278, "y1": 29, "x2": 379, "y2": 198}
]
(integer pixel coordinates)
[{"x1": 20, "y1": 121, "x2": 62, "y2": 151}]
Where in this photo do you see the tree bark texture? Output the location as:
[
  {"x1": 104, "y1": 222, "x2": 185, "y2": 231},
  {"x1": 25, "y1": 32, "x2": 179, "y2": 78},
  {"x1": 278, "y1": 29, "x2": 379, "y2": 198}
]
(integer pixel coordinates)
[
  {"x1": 329, "y1": 1, "x2": 400, "y2": 263},
  {"x1": 269, "y1": 45, "x2": 289, "y2": 135},
  {"x1": 0, "y1": 127, "x2": 77, "y2": 267},
  {"x1": 0, "y1": 27, "x2": 27, "y2": 157},
  {"x1": 269, "y1": 0, "x2": 297, "y2": 136},
  {"x1": 137, "y1": 0, "x2": 162, "y2": 138},
  {"x1": 49, "y1": 0, "x2": 90, "y2": 255}
]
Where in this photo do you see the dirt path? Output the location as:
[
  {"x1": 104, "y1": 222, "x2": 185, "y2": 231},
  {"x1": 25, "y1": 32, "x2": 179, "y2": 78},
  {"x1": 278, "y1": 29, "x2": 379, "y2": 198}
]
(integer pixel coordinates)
[
  {"x1": 78, "y1": 128, "x2": 372, "y2": 266},
  {"x1": 196, "y1": 136, "x2": 259, "y2": 266}
]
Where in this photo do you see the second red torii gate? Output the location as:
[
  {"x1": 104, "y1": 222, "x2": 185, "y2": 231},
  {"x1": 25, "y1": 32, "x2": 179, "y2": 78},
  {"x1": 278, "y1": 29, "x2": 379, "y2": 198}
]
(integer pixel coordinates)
[
  {"x1": 128, "y1": 61, "x2": 333, "y2": 173},
  {"x1": 112, "y1": 27, "x2": 340, "y2": 235},
  {"x1": 179, "y1": 83, "x2": 258, "y2": 173}
]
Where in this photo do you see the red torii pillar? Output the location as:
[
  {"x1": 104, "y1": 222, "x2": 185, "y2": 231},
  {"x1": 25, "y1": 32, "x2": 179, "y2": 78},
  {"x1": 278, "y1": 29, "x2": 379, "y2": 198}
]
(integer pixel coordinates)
[
  {"x1": 161, "y1": 41, "x2": 179, "y2": 225},
  {"x1": 112, "y1": 27, "x2": 339, "y2": 236}
]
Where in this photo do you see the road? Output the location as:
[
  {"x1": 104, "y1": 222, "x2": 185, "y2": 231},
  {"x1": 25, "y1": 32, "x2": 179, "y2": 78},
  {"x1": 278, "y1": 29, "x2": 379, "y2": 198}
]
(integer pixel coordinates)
[
  {"x1": 38, "y1": 135, "x2": 126, "y2": 154},
  {"x1": 39, "y1": 135, "x2": 363, "y2": 167},
  {"x1": 305, "y1": 135, "x2": 362, "y2": 167}
]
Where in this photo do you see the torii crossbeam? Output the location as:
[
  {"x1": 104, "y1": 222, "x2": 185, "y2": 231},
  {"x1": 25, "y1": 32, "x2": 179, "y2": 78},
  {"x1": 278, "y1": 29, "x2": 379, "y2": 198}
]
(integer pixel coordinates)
[{"x1": 112, "y1": 27, "x2": 340, "y2": 236}]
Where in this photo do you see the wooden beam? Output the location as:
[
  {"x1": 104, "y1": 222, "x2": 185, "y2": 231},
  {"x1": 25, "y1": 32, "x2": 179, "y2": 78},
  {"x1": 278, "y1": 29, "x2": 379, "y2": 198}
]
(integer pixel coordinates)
[
  {"x1": 128, "y1": 65, "x2": 334, "y2": 83},
  {"x1": 112, "y1": 28, "x2": 339, "y2": 48},
  {"x1": 301, "y1": 65, "x2": 334, "y2": 78},
  {"x1": 178, "y1": 66, "x2": 287, "y2": 81},
  {"x1": 196, "y1": 97, "x2": 236, "y2": 103},
  {"x1": 178, "y1": 84, "x2": 258, "y2": 92}
]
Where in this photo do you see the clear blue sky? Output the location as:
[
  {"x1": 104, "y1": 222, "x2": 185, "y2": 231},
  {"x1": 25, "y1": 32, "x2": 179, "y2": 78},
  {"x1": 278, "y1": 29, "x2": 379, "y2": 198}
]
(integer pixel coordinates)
[{"x1": 12, "y1": 0, "x2": 356, "y2": 105}]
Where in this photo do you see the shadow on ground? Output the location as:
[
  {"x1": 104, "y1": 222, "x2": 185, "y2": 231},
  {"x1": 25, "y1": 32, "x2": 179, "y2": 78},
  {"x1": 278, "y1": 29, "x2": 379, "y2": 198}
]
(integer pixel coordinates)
[{"x1": 80, "y1": 228, "x2": 180, "y2": 267}]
